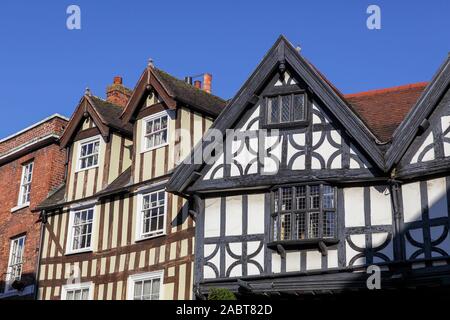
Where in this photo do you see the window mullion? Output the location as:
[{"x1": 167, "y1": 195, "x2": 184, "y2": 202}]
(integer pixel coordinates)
[
  {"x1": 305, "y1": 186, "x2": 310, "y2": 239},
  {"x1": 290, "y1": 94, "x2": 294, "y2": 122}
]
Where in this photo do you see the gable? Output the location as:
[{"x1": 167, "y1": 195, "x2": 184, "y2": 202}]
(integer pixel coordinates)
[
  {"x1": 397, "y1": 87, "x2": 450, "y2": 177},
  {"x1": 386, "y1": 55, "x2": 450, "y2": 169},
  {"x1": 190, "y1": 67, "x2": 375, "y2": 192},
  {"x1": 167, "y1": 36, "x2": 386, "y2": 195},
  {"x1": 60, "y1": 96, "x2": 110, "y2": 148}
]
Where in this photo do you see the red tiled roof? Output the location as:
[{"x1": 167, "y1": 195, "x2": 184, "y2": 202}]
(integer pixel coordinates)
[{"x1": 344, "y1": 82, "x2": 428, "y2": 143}]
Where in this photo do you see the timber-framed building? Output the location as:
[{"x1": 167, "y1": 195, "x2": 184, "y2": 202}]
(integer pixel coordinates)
[
  {"x1": 167, "y1": 36, "x2": 450, "y2": 298},
  {"x1": 35, "y1": 67, "x2": 225, "y2": 300}
]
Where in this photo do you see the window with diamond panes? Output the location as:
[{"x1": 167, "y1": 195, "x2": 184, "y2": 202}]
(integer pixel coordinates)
[{"x1": 266, "y1": 93, "x2": 306, "y2": 125}]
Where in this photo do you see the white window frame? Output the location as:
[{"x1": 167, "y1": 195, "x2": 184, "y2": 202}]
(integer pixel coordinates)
[
  {"x1": 17, "y1": 162, "x2": 33, "y2": 207},
  {"x1": 76, "y1": 136, "x2": 101, "y2": 172},
  {"x1": 135, "y1": 190, "x2": 167, "y2": 242},
  {"x1": 127, "y1": 270, "x2": 164, "y2": 300},
  {"x1": 141, "y1": 111, "x2": 170, "y2": 153},
  {"x1": 66, "y1": 206, "x2": 96, "y2": 255},
  {"x1": 6, "y1": 235, "x2": 26, "y2": 292},
  {"x1": 61, "y1": 282, "x2": 94, "y2": 300}
]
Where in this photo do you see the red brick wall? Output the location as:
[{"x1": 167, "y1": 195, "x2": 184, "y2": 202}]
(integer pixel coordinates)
[
  {"x1": 0, "y1": 117, "x2": 66, "y2": 154},
  {"x1": 0, "y1": 116, "x2": 67, "y2": 298}
]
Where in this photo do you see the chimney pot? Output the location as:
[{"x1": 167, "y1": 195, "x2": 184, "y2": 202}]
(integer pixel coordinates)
[
  {"x1": 203, "y1": 73, "x2": 212, "y2": 94},
  {"x1": 113, "y1": 76, "x2": 123, "y2": 85},
  {"x1": 194, "y1": 80, "x2": 202, "y2": 89}
]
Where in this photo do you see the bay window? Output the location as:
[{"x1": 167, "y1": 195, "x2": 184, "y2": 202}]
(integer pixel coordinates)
[{"x1": 272, "y1": 184, "x2": 337, "y2": 242}]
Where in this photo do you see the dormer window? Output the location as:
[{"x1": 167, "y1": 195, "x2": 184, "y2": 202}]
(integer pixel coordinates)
[
  {"x1": 266, "y1": 93, "x2": 306, "y2": 126},
  {"x1": 142, "y1": 111, "x2": 169, "y2": 152}
]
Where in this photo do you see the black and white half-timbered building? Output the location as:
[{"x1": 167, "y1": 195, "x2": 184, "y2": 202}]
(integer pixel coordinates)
[{"x1": 167, "y1": 36, "x2": 450, "y2": 298}]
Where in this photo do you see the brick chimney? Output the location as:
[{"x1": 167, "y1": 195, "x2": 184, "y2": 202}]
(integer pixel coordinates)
[
  {"x1": 203, "y1": 73, "x2": 212, "y2": 93},
  {"x1": 194, "y1": 80, "x2": 202, "y2": 89},
  {"x1": 106, "y1": 76, "x2": 132, "y2": 107}
]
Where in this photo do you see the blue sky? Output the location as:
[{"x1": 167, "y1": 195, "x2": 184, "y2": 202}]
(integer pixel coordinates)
[{"x1": 0, "y1": 0, "x2": 449, "y2": 138}]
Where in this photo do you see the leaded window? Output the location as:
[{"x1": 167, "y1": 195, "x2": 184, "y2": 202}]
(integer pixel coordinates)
[
  {"x1": 266, "y1": 93, "x2": 306, "y2": 125},
  {"x1": 272, "y1": 184, "x2": 337, "y2": 242}
]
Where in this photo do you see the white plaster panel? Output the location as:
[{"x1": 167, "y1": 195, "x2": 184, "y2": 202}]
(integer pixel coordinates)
[
  {"x1": 427, "y1": 177, "x2": 448, "y2": 219},
  {"x1": 287, "y1": 133, "x2": 306, "y2": 171},
  {"x1": 406, "y1": 229, "x2": 422, "y2": 260},
  {"x1": 204, "y1": 244, "x2": 219, "y2": 279},
  {"x1": 372, "y1": 232, "x2": 389, "y2": 248},
  {"x1": 346, "y1": 246, "x2": 365, "y2": 267},
  {"x1": 225, "y1": 196, "x2": 242, "y2": 236},
  {"x1": 411, "y1": 132, "x2": 434, "y2": 164},
  {"x1": 286, "y1": 251, "x2": 301, "y2": 272},
  {"x1": 377, "y1": 240, "x2": 394, "y2": 262},
  {"x1": 442, "y1": 115, "x2": 450, "y2": 157},
  {"x1": 313, "y1": 130, "x2": 341, "y2": 169},
  {"x1": 247, "y1": 241, "x2": 264, "y2": 276},
  {"x1": 231, "y1": 137, "x2": 258, "y2": 176},
  {"x1": 263, "y1": 135, "x2": 282, "y2": 174},
  {"x1": 247, "y1": 194, "x2": 265, "y2": 234},
  {"x1": 238, "y1": 106, "x2": 260, "y2": 132},
  {"x1": 312, "y1": 104, "x2": 330, "y2": 124},
  {"x1": 344, "y1": 187, "x2": 365, "y2": 227},
  {"x1": 272, "y1": 253, "x2": 281, "y2": 273},
  {"x1": 349, "y1": 146, "x2": 367, "y2": 169},
  {"x1": 436, "y1": 234, "x2": 450, "y2": 256},
  {"x1": 203, "y1": 154, "x2": 224, "y2": 180},
  {"x1": 204, "y1": 198, "x2": 221, "y2": 238},
  {"x1": 370, "y1": 187, "x2": 392, "y2": 225},
  {"x1": 327, "y1": 249, "x2": 338, "y2": 269},
  {"x1": 430, "y1": 225, "x2": 446, "y2": 242},
  {"x1": 226, "y1": 242, "x2": 242, "y2": 277},
  {"x1": 306, "y1": 250, "x2": 322, "y2": 270},
  {"x1": 402, "y1": 182, "x2": 422, "y2": 223}
]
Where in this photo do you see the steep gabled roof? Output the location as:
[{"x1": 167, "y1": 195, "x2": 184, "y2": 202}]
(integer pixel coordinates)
[
  {"x1": 121, "y1": 66, "x2": 226, "y2": 123},
  {"x1": 87, "y1": 96, "x2": 133, "y2": 133},
  {"x1": 60, "y1": 94, "x2": 132, "y2": 148},
  {"x1": 153, "y1": 68, "x2": 226, "y2": 116},
  {"x1": 167, "y1": 35, "x2": 386, "y2": 194},
  {"x1": 345, "y1": 83, "x2": 428, "y2": 143}
]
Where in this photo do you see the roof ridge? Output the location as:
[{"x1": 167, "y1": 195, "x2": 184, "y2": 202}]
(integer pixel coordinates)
[
  {"x1": 345, "y1": 82, "x2": 428, "y2": 98},
  {"x1": 153, "y1": 67, "x2": 226, "y2": 102}
]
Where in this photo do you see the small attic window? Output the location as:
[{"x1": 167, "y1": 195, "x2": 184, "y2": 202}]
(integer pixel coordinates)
[{"x1": 266, "y1": 93, "x2": 306, "y2": 126}]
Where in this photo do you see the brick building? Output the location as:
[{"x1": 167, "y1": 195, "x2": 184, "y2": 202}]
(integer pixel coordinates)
[{"x1": 0, "y1": 114, "x2": 68, "y2": 299}]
